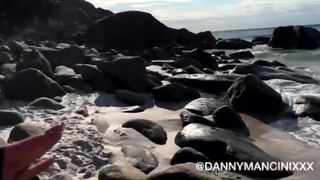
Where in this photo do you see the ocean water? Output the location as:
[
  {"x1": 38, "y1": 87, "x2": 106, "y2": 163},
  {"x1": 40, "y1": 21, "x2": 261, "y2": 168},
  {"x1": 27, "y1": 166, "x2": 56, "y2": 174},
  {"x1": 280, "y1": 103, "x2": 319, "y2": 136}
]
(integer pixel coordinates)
[{"x1": 213, "y1": 24, "x2": 320, "y2": 149}]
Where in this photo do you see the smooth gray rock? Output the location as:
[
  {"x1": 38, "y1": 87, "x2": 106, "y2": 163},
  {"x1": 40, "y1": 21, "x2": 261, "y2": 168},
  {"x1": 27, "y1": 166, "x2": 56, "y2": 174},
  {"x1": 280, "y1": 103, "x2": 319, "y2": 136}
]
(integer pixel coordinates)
[
  {"x1": 185, "y1": 96, "x2": 231, "y2": 116},
  {"x1": 122, "y1": 119, "x2": 167, "y2": 145},
  {"x1": 98, "y1": 164, "x2": 147, "y2": 180},
  {"x1": 121, "y1": 145, "x2": 159, "y2": 174},
  {"x1": 8, "y1": 122, "x2": 45, "y2": 143}
]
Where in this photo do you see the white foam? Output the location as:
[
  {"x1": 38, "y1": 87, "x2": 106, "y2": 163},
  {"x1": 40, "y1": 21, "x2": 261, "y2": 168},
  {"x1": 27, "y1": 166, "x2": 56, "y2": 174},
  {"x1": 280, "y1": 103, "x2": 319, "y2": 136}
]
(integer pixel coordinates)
[{"x1": 264, "y1": 78, "x2": 320, "y2": 149}]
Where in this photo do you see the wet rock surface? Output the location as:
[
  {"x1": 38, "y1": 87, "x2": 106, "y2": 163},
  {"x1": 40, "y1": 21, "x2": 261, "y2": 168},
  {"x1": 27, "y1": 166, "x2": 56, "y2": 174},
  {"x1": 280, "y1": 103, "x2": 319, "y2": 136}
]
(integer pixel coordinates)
[
  {"x1": 175, "y1": 124, "x2": 293, "y2": 178},
  {"x1": 185, "y1": 96, "x2": 231, "y2": 116},
  {"x1": 122, "y1": 119, "x2": 167, "y2": 145}
]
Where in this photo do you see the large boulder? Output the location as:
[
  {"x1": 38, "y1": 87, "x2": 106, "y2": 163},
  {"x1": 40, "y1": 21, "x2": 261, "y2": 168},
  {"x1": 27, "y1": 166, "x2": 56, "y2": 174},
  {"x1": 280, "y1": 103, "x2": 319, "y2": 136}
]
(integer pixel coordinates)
[
  {"x1": 185, "y1": 96, "x2": 231, "y2": 116},
  {"x1": 268, "y1": 25, "x2": 320, "y2": 49},
  {"x1": 252, "y1": 36, "x2": 271, "y2": 45},
  {"x1": 152, "y1": 83, "x2": 200, "y2": 102},
  {"x1": 16, "y1": 48, "x2": 53, "y2": 77},
  {"x1": 170, "y1": 147, "x2": 211, "y2": 165},
  {"x1": 215, "y1": 38, "x2": 252, "y2": 50},
  {"x1": 86, "y1": 11, "x2": 215, "y2": 50},
  {"x1": 228, "y1": 74, "x2": 283, "y2": 114},
  {"x1": 94, "y1": 55, "x2": 151, "y2": 92},
  {"x1": 175, "y1": 124, "x2": 293, "y2": 178},
  {"x1": 122, "y1": 119, "x2": 167, "y2": 145},
  {"x1": 0, "y1": 110, "x2": 25, "y2": 127},
  {"x1": 196, "y1": 31, "x2": 216, "y2": 49},
  {"x1": 2, "y1": 68, "x2": 66, "y2": 101},
  {"x1": 8, "y1": 122, "x2": 45, "y2": 143},
  {"x1": 86, "y1": 11, "x2": 174, "y2": 50},
  {"x1": 181, "y1": 49, "x2": 219, "y2": 70}
]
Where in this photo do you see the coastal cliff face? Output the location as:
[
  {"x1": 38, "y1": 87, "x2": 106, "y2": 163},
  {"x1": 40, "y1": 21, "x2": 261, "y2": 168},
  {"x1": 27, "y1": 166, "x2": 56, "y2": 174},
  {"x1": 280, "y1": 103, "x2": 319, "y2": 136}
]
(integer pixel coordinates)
[{"x1": 0, "y1": 0, "x2": 320, "y2": 180}]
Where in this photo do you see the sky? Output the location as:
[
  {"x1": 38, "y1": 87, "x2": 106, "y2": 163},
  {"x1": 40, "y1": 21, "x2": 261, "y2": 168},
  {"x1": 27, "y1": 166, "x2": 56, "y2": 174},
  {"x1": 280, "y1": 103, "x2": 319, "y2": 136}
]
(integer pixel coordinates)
[{"x1": 87, "y1": 0, "x2": 320, "y2": 32}]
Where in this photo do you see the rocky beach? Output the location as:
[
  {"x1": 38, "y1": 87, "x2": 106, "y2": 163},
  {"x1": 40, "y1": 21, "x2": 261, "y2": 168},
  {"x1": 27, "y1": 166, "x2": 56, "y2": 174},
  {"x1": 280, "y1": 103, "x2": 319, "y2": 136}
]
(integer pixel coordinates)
[{"x1": 1, "y1": 0, "x2": 320, "y2": 180}]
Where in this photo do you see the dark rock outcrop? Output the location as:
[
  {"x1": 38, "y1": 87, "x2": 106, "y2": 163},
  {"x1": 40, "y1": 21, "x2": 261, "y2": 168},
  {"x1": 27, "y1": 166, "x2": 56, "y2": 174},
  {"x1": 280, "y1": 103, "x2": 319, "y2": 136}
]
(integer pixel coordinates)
[
  {"x1": 3, "y1": 68, "x2": 66, "y2": 101},
  {"x1": 231, "y1": 64, "x2": 319, "y2": 84},
  {"x1": 268, "y1": 25, "x2": 320, "y2": 49},
  {"x1": 86, "y1": 11, "x2": 216, "y2": 50},
  {"x1": 152, "y1": 83, "x2": 200, "y2": 102},
  {"x1": 215, "y1": 39, "x2": 252, "y2": 50},
  {"x1": 86, "y1": 11, "x2": 173, "y2": 50},
  {"x1": 175, "y1": 124, "x2": 293, "y2": 178},
  {"x1": 181, "y1": 49, "x2": 219, "y2": 70},
  {"x1": 122, "y1": 119, "x2": 167, "y2": 145},
  {"x1": 228, "y1": 74, "x2": 284, "y2": 114}
]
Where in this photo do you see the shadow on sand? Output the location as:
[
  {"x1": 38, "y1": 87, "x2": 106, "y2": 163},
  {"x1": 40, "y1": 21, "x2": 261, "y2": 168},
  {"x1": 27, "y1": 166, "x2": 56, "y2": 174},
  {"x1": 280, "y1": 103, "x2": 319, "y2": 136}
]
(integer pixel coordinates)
[
  {"x1": 243, "y1": 111, "x2": 299, "y2": 133},
  {"x1": 94, "y1": 92, "x2": 192, "y2": 111}
]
